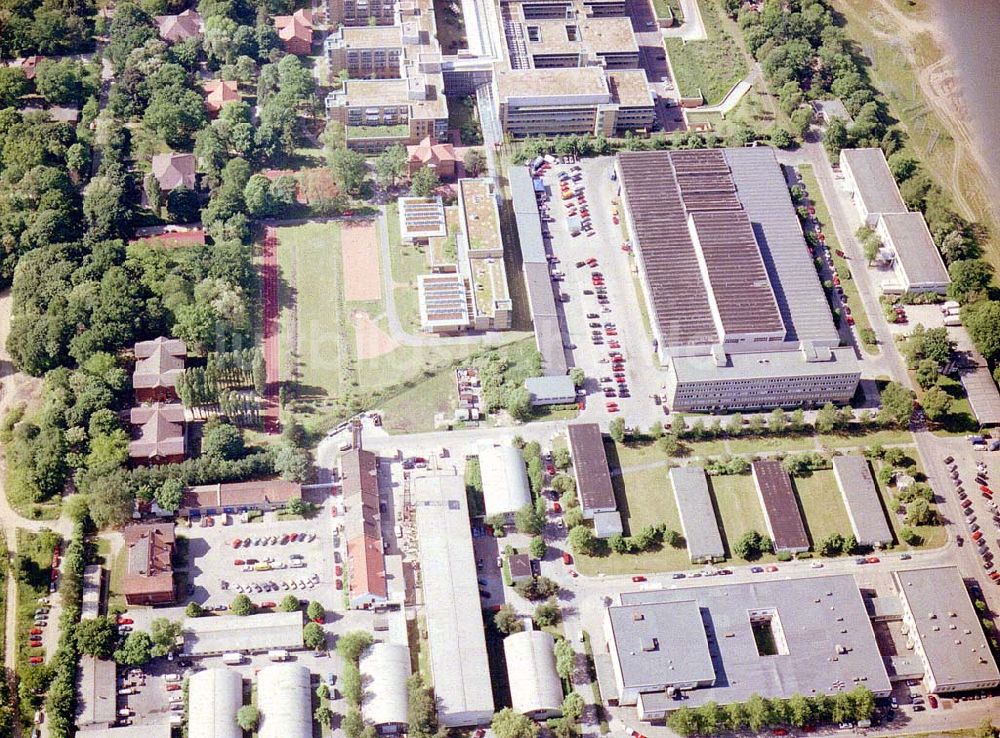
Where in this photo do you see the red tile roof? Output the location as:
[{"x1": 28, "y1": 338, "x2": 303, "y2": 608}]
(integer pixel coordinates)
[
  {"x1": 275, "y1": 9, "x2": 313, "y2": 46},
  {"x1": 202, "y1": 79, "x2": 240, "y2": 113},
  {"x1": 182, "y1": 480, "x2": 302, "y2": 510},
  {"x1": 155, "y1": 9, "x2": 203, "y2": 42},
  {"x1": 347, "y1": 534, "x2": 388, "y2": 601},
  {"x1": 129, "y1": 403, "x2": 186, "y2": 460},
  {"x1": 133, "y1": 337, "x2": 187, "y2": 392},
  {"x1": 407, "y1": 136, "x2": 459, "y2": 167},
  {"x1": 122, "y1": 523, "x2": 176, "y2": 598},
  {"x1": 151, "y1": 153, "x2": 197, "y2": 192},
  {"x1": 341, "y1": 449, "x2": 387, "y2": 601}
]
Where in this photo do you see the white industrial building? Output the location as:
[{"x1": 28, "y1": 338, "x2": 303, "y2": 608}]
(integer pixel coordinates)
[
  {"x1": 360, "y1": 643, "x2": 411, "y2": 733},
  {"x1": 839, "y1": 148, "x2": 907, "y2": 227},
  {"x1": 257, "y1": 663, "x2": 313, "y2": 738},
  {"x1": 182, "y1": 611, "x2": 303, "y2": 656},
  {"x1": 479, "y1": 446, "x2": 532, "y2": 520},
  {"x1": 504, "y1": 630, "x2": 564, "y2": 719},
  {"x1": 413, "y1": 473, "x2": 496, "y2": 726},
  {"x1": 893, "y1": 566, "x2": 1000, "y2": 694},
  {"x1": 188, "y1": 668, "x2": 243, "y2": 738}
]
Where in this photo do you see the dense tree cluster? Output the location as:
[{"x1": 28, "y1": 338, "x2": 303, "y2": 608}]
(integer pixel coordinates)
[{"x1": 0, "y1": 0, "x2": 97, "y2": 57}]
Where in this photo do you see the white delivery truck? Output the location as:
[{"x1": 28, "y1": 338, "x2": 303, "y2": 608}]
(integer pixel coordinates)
[
  {"x1": 222, "y1": 652, "x2": 243, "y2": 665},
  {"x1": 267, "y1": 650, "x2": 289, "y2": 662}
]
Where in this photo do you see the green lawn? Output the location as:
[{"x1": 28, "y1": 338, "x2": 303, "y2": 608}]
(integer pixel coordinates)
[
  {"x1": 727, "y1": 434, "x2": 816, "y2": 454},
  {"x1": 797, "y1": 165, "x2": 879, "y2": 354},
  {"x1": 709, "y1": 474, "x2": 767, "y2": 554},
  {"x1": 927, "y1": 375, "x2": 979, "y2": 436},
  {"x1": 817, "y1": 429, "x2": 914, "y2": 449},
  {"x1": 663, "y1": 0, "x2": 747, "y2": 105},
  {"x1": 380, "y1": 370, "x2": 458, "y2": 434},
  {"x1": 792, "y1": 470, "x2": 854, "y2": 545},
  {"x1": 872, "y1": 460, "x2": 947, "y2": 551}
]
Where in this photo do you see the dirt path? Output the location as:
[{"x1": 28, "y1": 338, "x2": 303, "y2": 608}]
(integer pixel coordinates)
[{"x1": 839, "y1": 0, "x2": 988, "y2": 223}]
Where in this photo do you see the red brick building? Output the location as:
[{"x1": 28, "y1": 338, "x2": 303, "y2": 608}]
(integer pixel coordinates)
[
  {"x1": 133, "y1": 337, "x2": 186, "y2": 403},
  {"x1": 122, "y1": 523, "x2": 176, "y2": 606},
  {"x1": 128, "y1": 403, "x2": 186, "y2": 466},
  {"x1": 275, "y1": 9, "x2": 313, "y2": 56}
]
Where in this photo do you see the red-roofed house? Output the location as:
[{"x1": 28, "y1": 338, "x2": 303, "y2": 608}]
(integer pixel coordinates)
[
  {"x1": 151, "y1": 153, "x2": 197, "y2": 193},
  {"x1": 407, "y1": 137, "x2": 460, "y2": 179},
  {"x1": 202, "y1": 79, "x2": 240, "y2": 115},
  {"x1": 122, "y1": 523, "x2": 176, "y2": 606},
  {"x1": 133, "y1": 337, "x2": 186, "y2": 402},
  {"x1": 129, "y1": 403, "x2": 186, "y2": 466},
  {"x1": 154, "y1": 9, "x2": 204, "y2": 43},
  {"x1": 180, "y1": 480, "x2": 302, "y2": 516},
  {"x1": 340, "y1": 448, "x2": 388, "y2": 608},
  {"x1": 275, "y1": 9, "x2": 313, "y2": 56}
]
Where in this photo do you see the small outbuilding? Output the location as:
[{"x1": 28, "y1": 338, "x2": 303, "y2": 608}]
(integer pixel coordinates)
[{"x1": 479, "y1": 446, "x2": 532, "y2": 520}]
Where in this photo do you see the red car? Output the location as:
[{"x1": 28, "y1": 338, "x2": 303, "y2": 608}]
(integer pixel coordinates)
[
  {"x1": 927, "y1": 694, "x2": 938, "y2": 709},
  {"x1": 586, "y1": 258, "x2": 598, "y2": 267},
  {"x1": 234, "y1": 559, "x2": 245, "y2": 566},
  {"x1": 866, "y1": 556, "x2": 880, "y2": 563},
  {"x1": 972, "y1": 530, "x2": 983, "y2": 541},
  {"x1": 117, "y1": 617, "x2": 133, "y2": 625},
  {"x1": 166, "y1": 684, "x2": 182, "y2": 692},
  {"x1": 631, "y1": 575, "x2": 647, "y2": 583},
  {"x1": 335, "y1": 565, "x2": 343, "y2": 577},
  {"x1": 261, "y1": 601, "x2": 277, "y2": 608},
  {"x1": 29, "y1": 628, "x2": 42, "y2": 636},
  {"x1": 981, "y1": 485, "x2": 993, "y2": 494},
  {"x1": 562, "y1": 551, "x2": 573, "y2": 564},
  {"x1": 29, "y1": 657, "x2": 43, "y2": 665},
  {"x1": 552, "y1": 501, "x2": 562, "y2": 513},
  {"x1": 606, "y1": 403, "x2": 619, "y2": 412},
  {"x1": 335, "y1": 579, "x2": 343, "y2": 590},
  {"x1": 232, "y1": 539, "x2": 242, "y2": 548}
]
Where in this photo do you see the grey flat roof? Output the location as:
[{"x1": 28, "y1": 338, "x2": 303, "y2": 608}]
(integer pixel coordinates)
[
  {"x1": 840, "y1": 148, "x2": 907, "y2": 217},
  {"x1": 508, "y1": 166, "x2": 548, "y2": 265},
  {"x1": 619, "y1": 574, "x2": 892, "y2": 709},
  {"x1": 593, "y1": 510, "x2": 624, "y2": 538},
  {"x1": 668, "y1": 467, "x2": 725, "y2": 561},
  {"x1": 607, "y1": 598, "x2": 716, "y2": 688},
  {"x1": 525, "y1": 374, "x2": 575, "y2": 402},
  {"x1": 724, "y1": 147, "x2": 841, "y2": 345},
  {"x1": 752, "y1": 460, "x2": 809, "y2": 552},
  {"x1": 831, "y1": 456, "x2": 893, "y2": 547},
  {"x1": 77, "y1": 656, "x2": 117, "y2": 728},
  {"x1": 523, "y1": 262, "x2": 568, "y2": 376},
  {"x1": 568, "y1": 423, "x2": 617, "y2": 513},
  {"x1": 413, "y1": 474, "x2": 495, "y2": 726},
  {"x1": 182, "y1": 611, "x2": 303, "y2": 655},
  {"x1": 958, "y1": 350, "x2": 1000, "y2": 426},
  {"x1": 879, "y1": 212, "x2": 950, "y2": 288},
  {"x1": 671, "y1": 345, "x2": 859, "y2": 382},
  {"x1": 894, "y1": 567, "x2": 1000, "y2": 690}
]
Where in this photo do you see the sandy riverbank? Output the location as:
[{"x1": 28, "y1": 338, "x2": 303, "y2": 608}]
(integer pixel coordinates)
[{"x1": 834, "y1": 0, "x2": 1000, "y2": 241}]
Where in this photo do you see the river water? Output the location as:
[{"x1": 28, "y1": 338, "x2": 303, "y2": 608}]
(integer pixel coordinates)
[{"x1": 931, "y1": 0, "x2": 1000, "y2": 203}]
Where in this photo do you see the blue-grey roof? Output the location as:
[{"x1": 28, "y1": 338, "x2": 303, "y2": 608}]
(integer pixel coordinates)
[
  {"x1": 508, "y1": 166, "x2": 547, "y2": 264},
  {"x1": 525, "y1": 375, "x2": 575, "y2": 401},
  {"x1": 617, "y1": 574, "x2": 892, "y2": 710},
  {"x1": 724, "y1": 147, "x2": 841, "y2": 346},
  {"x1": 668, "y1": 467, "x2": 725, "y2": 561},
  {"x1": 831, "y1": 456, "x2": 893, "y2": 547},
  {"x1": 522, "y1": 262, "x2": 567, "y2": 376}
]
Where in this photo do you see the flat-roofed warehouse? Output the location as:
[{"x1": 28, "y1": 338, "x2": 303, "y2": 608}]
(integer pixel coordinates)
[
  {"x1": 567, "y1": 423, "x2": 617, "y2": 519},
  {"x1": 182, "y1": 611, "x2": 303, "y2": 656},
  {"x1": 188, "y1": 668, "x2": 243, "y2": 738},
  {"x1": 479, "y1": 445, "x2": 532, "y2": 518},
  {"x1": 751, "y1": 460, "x2": 809, "y2": 553},
  {"x1": 602, "y1": 575, "x2": 891, "y2": 719},
  {"x1": 616, "y1": 148, "x2": 859, "y2": 413},
  {"x1": 875, "y1": 212, "x2": 950, "y2": 294},
  {"x1": 668, "y1": 466, "x2": 724, "y2": 562},
  {"x1": 958, "y1": 349, "x2": 1000, "y2": 427},
  {"x1": 76, "y1": 655, "x2": 117, "y2": 730},
  {"x1": 413, "y1": 473, "x2": 495, "y2": 726},
  {"x1": 509, "y1": 165, "x2": 567, "y2": 376},
  {"x1": 360, "y1": 642, "x2": 411, "y2": 733},
  {"x1": 831, "y1": 456, "x2": 893, "y2": 547},
  {"x1": 257, "y1": 663, "x2": 312, "y2": 738},
  {"x1": 504, "y1": 630, "x2": 564, "y2": 719},
  {"x1": 839, "y1": 147, "x2": 907, "y2": 226},
  {"x1": 893, "y1": 566, "x2": 1000, "y2": 694}
]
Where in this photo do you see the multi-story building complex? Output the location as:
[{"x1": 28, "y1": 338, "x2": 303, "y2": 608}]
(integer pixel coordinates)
[
  {"x1": 490, "y1": 0, "x2": 654, "y2": 137},
  {"x1": 456, "y1": 178, "x2": 512, "y2": 330},
  {"x1": 328, "y1": 0, "x2": 397, "y2": 27},
  {"x1": 325, "y1": 0, "x2": 450, "y2": 151},
  {"x1": 325, "y1": 25, "x2": 404, "y2": 78},
  {"x1": 617, "y1": 147, "x2": 860, "y2": 412}
]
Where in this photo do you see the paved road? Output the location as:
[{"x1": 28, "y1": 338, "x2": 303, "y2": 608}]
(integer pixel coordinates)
[{"x1": 662, "y1": 0, "x2": 706, "y2": 40}]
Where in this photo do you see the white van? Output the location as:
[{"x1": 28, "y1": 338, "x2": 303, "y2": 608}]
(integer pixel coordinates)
[
  {"x1": 222, "y1": 652, "x2": 243, "y2": 665},
  {"x1": 268, "y1": 650, "x2": 289, "y2": 662},
  {"x1": 164, "y1": 674, "x2": 181, "y2": 684}
]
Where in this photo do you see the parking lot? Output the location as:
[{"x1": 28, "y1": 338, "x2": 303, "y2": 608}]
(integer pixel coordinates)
[
  {"x1": 943, "y1": 451, "x2": 998, "y2": 580},
  {"x1": 123, "y1": 494, "x2": 346, "y2": 633},
  {"x1": 536, "y1": 156, "x2": 667, "y2": 425}
]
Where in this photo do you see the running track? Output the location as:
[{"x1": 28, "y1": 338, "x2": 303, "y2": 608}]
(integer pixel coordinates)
[{"x1": 261, "y1": 226, "x2": 280, "y2": 434}]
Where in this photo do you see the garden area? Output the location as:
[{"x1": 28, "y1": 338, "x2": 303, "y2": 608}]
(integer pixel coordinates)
[{"x1": 663, "y1": 0, "x2": 747, "y2": 105}]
